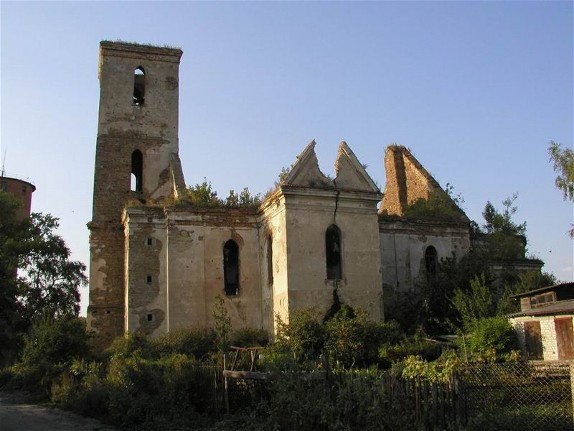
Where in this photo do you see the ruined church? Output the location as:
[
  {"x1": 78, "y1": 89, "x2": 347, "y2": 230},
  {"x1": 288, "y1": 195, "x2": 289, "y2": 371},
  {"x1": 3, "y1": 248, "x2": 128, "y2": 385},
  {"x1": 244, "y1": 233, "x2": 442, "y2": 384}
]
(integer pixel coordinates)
[{"x1": 87, "y1": 41, "x2": 540, "y2": 348}]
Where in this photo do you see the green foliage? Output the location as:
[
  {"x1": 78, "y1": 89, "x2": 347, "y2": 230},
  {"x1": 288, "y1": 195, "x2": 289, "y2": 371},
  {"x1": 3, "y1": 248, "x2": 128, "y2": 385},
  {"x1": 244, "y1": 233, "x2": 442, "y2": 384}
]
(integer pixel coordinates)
[
  {"x1": 152, "y1": 328, "x2": 216, "y2": 361},
  {"x1": 213, "y1": 295, "x2": 232, "y2": 355},
  {"x1": 401, "y1": 352, "x2": 460, "y2": 384},
  {"x1": 186, "y1": 178, "x2": 221, "y2": 206},
  {"x1": 452, "y1": 273, "x2": 494, "y2": 329},
  {"x1": 225, "y1": 187, "x2": 261, "y2": 208},
  {"x1": 482, "y1": 194, "x2": 526, "y2": 236},
  {"x1": 379, "y1": 335, "x2": 444, "y2": 366},
  {"x1": 230, "y1": 328, "x2": 269, "y2": 347},
  {"x1": 548, "y1": 140, "x2": 574, "y2": 237},
  {"x1": 403, "y1": 186, "x2": 465, "y2": 221},
  {"x1": 325, "y1": 307, "x2": 403, "y2": 368},
  {"x1": 549, "y1": 140, "x2": 574, "y2": 201},
  {"x1": 275, "y1": 309, "x2": 327, "y2": 362},
  {"x1": 17, "y1": 213, "x2": 87, "y2": 322},
  {"x1": 460, "y1": 316, "x2": 519, "y2": 362},
  {"x1": 21, "y1": 316, "x2": 90, "y2": 366}
]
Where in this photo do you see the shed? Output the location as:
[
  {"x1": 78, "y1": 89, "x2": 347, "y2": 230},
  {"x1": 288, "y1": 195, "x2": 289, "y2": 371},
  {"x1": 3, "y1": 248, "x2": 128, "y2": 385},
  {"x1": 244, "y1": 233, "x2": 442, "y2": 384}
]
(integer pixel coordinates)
[{"x1": 509, "y1": 282, "x2": 574, "y2": 360}]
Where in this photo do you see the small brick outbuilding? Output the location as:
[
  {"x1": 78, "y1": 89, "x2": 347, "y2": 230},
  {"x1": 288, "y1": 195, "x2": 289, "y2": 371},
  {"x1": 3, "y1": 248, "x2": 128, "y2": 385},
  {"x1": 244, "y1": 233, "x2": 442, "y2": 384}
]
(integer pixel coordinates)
[{"x1": 510, "y1": 283, "x2": 574, "y2": 361}]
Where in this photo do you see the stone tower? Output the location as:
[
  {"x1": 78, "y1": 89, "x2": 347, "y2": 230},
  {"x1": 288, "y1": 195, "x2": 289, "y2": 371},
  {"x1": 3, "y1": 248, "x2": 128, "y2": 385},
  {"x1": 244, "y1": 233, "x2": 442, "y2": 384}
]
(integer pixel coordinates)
[{"x1": 87, "y1": 41, "x2": 185, "y2": 348}]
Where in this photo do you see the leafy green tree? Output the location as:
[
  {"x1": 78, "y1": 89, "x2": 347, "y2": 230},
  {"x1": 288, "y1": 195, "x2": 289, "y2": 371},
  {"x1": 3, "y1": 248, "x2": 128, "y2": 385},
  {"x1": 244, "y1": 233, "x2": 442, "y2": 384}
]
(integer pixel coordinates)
[
  {"x1": 0, "y1": 193, "x2": 86, "y2": 365},
  {"x1": 452, "y1": 274, "x2": 494, "y2": 329},
  {"x1": 548, "y1": 140, "x2": 574, "y2": 237},
  {"x1": 187, "y1": 178, "x2": 222, "y2": 206},
  {"x1": 17, "y1": 213, "x2": 87, "y2": 322},
  {"x1": 482, "y1": 193, "x2": 526, "y2": 236},
  {"x1": 275, "y1": 308, "x2": 326, "y2": 361}
]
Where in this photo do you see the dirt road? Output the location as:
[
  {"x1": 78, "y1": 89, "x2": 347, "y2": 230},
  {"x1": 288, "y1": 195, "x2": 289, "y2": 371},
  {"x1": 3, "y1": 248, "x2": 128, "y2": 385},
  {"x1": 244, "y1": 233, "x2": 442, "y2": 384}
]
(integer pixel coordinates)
[{"x1": 0, "y1": 392, "x2": 115, "y2": 431}]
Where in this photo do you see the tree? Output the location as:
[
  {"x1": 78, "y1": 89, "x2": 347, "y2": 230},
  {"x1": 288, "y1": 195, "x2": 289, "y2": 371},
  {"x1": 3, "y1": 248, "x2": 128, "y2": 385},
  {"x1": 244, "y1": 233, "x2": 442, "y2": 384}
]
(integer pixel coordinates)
[
  {"x1": 548, "y1": 140, "x2": 574, "y2": 237},
  {"x1": 17, "y1": 213, "x2": 87, "y2": 322},
  {"x1": 0, "y1": 192, "x2": 87, "y2": 365}
]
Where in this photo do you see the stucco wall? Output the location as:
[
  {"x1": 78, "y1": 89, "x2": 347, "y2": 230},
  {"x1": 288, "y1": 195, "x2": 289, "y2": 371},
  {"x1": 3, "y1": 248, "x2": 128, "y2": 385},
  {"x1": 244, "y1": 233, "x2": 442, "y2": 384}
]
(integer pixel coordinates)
[
  {"x1": 124, "y1": 207, "x2": 263, "y2": 337},
  {"x1": 380, "y1": 219, "x2": 471, "y2": 311}
]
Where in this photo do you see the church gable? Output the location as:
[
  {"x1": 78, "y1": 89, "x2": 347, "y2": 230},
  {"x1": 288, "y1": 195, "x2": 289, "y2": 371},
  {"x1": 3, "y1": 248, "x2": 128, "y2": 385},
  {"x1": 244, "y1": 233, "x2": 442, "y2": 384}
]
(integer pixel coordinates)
[
  {"x1": 381, "y1": 145, "x2": 444, "y2": 217},
  {"x1": 283, "y1": 140, "x2": 333, "y2": 188},
  {"x1": 334, "y1": 141, "x2": 380, "y2": 193}
]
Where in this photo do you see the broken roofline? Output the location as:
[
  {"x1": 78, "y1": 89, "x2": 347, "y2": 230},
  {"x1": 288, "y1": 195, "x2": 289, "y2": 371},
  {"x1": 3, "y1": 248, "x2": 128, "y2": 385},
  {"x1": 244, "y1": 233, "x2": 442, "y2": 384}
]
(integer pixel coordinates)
[{"x1": 283, "y1": 140, "x2": 381, "y2": 194}]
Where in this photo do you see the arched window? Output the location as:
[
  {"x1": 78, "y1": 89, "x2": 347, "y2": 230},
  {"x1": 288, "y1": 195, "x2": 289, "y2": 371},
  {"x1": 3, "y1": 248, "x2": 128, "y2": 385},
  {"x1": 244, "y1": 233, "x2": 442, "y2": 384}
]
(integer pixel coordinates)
[
  {"x1": 326, "y1": 225, "x2": 342, "y2": 280},
  {"x1": 267, "y1": 235, "x2": 273, "y2": 285},
  {"x1": 133, "y1": 66, "x2": 145, "y2": 105},
  {"x1": 425, "y1": 246, "x2": 438, "y2": 275},
  {"x1": 131, "y1": 150, "x2": 143, "y2": 192},
  {"x1": 223, "y1": 240, "x2": 239, "y2": 296}
]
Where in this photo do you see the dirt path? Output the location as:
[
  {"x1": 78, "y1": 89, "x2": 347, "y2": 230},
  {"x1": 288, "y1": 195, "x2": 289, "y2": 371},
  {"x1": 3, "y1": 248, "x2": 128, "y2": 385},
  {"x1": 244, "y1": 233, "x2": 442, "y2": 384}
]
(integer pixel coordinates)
[{"x1": 0, "y1": 392, "x2": 116, "y2": 431}]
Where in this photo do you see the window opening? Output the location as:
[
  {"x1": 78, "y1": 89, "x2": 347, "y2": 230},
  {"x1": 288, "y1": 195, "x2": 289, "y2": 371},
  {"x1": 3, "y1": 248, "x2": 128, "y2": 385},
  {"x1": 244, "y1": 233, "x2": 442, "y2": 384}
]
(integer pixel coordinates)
[
  {"x1": 0, "y1": 181, "x2": 6, "y2": 191},
  {"x1": 425, "y1": 246, "x2": 438, "y2": 275},
  {"x1": 267, "y1": 236, "x2": 273, "y2": 285},
  {"x1": 146, "y1": 275, "x2": 152, "y2": 284},
  {"x1": 147, "y1": 238, "x2": 153, "y2": 246},
  {"x1": 326, "y1": 225, "x2": 342, "y2": 280},
  {"x1": 223, "y1": 240, "x2": 239, "y2": 295},
  {"x1": 147, "y1": 313, "x2": 153, "y2": 322},
  {"x1": 133, "y1": 67, "x2": 145, "y2": 105},
  {"x1": 131, "y1": 150, "x2": 143, "y2": 192}
]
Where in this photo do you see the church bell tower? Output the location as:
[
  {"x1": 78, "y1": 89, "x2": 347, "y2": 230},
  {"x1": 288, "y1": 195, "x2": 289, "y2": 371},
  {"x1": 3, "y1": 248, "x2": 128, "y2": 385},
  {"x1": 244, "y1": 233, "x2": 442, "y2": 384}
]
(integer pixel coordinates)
[{"x1": 87, "y1": 41, "x2": 185, "y2": 348}]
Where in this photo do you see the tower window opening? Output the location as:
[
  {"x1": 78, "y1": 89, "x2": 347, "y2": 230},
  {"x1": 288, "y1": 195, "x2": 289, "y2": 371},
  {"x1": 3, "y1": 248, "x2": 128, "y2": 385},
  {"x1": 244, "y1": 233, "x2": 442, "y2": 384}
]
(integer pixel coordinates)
[
  {"x1": 326, "y1": 225, "x2": 342, "y2": 280},
  {"x1": 133, "y1": 67, "x2": 145, "y2": 106},
  {"x1": 131, "y1": 150, "x2": 143, "y2": 192},
  {"x1": 223, "y1": 240, "x2": 239, "y2": 296}
]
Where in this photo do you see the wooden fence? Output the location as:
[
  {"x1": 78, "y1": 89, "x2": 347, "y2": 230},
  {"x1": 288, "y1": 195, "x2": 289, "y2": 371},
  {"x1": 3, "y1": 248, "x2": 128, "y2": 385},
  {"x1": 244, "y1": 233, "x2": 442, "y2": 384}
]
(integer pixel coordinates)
[{"x1": 222, "y1": 361, "x2": 573, "y2": 430}]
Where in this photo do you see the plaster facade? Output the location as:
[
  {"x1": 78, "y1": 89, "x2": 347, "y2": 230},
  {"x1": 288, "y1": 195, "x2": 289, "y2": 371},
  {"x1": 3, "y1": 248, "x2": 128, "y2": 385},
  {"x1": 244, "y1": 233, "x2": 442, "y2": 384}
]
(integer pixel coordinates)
[{"x1": 87, "y1": 41, "x2": 540, "y2": 347}]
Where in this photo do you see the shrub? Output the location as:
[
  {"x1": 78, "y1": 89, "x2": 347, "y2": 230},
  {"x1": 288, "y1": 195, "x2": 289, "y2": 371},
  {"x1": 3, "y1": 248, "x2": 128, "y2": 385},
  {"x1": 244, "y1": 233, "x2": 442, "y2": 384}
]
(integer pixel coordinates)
[
  {"x1": 325, "y1": 308, "x2": 402, "y2": 369},
  {"x1": 152, "y1": 328, "x2": 216, "y2": 360},
  {"x1": 230, "y1": 328, "x2": 269, "y2": 348},
  {"x1": 461, "y1": 316, "x2": 519, "y2": 362},
  {"x1": 21, "y1": 315, "x2": 90, "y2": 366},
  {"x1": 275, "y1": 309, "x2": 327, "y2": 362}
]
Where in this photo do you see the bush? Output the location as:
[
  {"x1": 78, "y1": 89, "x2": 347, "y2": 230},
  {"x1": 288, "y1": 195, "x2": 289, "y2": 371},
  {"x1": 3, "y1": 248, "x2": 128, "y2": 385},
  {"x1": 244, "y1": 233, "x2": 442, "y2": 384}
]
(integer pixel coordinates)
[
  {"x1": 325, "y1": 308, "x2": 403, "y2": 369},
  {"x1": 21, "y1": 315, "x2": 90, "y2": 366},
  {"x1": 152, "y1": 328, "x2": 216, "y2": 361},
  {"x1": 461, "y1": 316, "x2": 518, "y2": 362},
  {"x1": 230, "y1": 328, "x2": 269, "y2": 348},
  {"x1": 275, "y1": 309, "x2": 327, "y2": 362}
]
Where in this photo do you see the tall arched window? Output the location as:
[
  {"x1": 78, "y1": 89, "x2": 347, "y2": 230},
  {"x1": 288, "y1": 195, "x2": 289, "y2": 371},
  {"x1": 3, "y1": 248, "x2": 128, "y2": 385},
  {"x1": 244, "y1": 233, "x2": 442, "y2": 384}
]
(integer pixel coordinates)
[
  {"x1": 267, "y1": 235, "x2": 273, "y2": 285},
  {"x1": 131, "y1": 150, "x2": 143, "y2": 192},
  {"x1": 223, "y1": 240, "x2": 239, "y2": 296},
  {"x1": 326, "y1": 225, "x2": 342, "y2": 280},
  {"x1": 133, "y1": 66, "x2": 145, "y2": 105},
  {"x1": 425, "y1": 246, "x2": 438, "y2": 276}
]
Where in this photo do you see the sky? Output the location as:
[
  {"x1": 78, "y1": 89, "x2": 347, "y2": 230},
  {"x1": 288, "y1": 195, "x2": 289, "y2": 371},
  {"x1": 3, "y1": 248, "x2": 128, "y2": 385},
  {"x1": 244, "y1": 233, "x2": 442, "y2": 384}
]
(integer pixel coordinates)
[{"x1": 1, "y1": 1, "x2": 573, "y2": 316}]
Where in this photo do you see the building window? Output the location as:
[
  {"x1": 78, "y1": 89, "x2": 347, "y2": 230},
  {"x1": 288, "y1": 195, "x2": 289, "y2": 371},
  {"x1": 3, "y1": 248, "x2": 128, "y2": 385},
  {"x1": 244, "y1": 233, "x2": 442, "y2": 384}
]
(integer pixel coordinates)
[
  {"x1": 147, "y1": 237, "x2": 153, "y2": 246},
  {"x1": 0, "y1": 181, "x2": 6, "y2": 191},
  {"x1": 223, "y1": 240, "x2": 239, "y2": 296},
  {"x1": 425, "y1": 246, "x2": 438, "y2": 275},
  {"x1": 133, "y1": 66, "x2": 145, "y2": 105},
  {"x1": 131, "y1": 150, "x2": 143, "y2": 192},
  {"x1": 146, "y1": 275, "x2": 152, "y2": 284},
  {"x1": 267, "y1": 235, "x2": 273, "y2": 285},
  {"x1": 326, "y1": 225, "x2": 342, "y2": 280},
  {"x1": 147, "y1": 313, "x2": 153, "y2": 322}
]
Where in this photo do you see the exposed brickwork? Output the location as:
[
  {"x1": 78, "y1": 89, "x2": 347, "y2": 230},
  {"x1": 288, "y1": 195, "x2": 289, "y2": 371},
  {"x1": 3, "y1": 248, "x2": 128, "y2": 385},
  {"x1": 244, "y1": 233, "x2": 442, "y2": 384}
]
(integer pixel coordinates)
[
  {"x1": 88, "y1": 41, "x2": 184, "y2": 349},
  {"x1": 380, "y1": 145, "x2": 441, "y2": 216}
]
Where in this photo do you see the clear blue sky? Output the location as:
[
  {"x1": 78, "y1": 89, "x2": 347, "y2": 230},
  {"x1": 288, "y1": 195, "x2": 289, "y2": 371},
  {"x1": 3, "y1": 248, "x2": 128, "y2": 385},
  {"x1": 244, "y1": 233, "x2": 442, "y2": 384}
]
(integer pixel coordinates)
[{"x1": 1, "y1": 1, "x2": 572, "y2": 315}]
